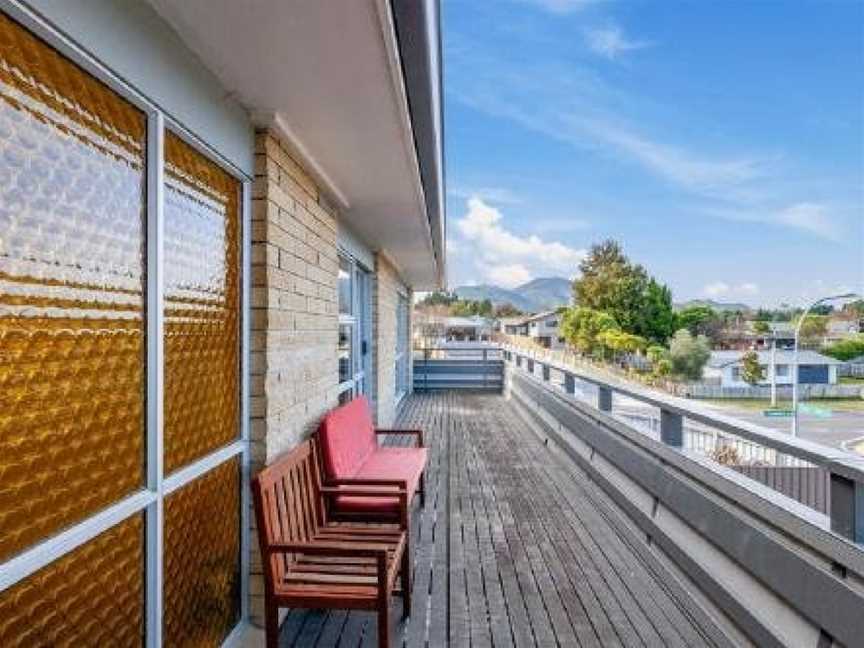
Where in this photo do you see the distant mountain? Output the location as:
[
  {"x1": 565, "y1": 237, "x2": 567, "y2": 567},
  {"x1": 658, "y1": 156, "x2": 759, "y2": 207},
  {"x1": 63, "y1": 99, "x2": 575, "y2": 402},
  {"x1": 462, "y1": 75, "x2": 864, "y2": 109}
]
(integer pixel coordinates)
[
  {"x1": 515, "y1": 277, "x2": 572, "y2": 310},
  {"x1": 674, "y1": 299, "x2": 752, "y2": 313},
  {"x1": 454, "y1": 277, "x2": 571, "y2": 313}
]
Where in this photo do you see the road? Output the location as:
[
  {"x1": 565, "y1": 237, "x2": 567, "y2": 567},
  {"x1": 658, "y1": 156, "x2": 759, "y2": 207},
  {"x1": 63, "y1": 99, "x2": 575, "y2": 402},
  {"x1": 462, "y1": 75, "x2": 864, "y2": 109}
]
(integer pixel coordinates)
[
  {"x1": 698, "y1": 401, "x2": 864, "y2": 454},
  {"x1": 546, "y1": 370, "x2": 864, "y2": 456}
]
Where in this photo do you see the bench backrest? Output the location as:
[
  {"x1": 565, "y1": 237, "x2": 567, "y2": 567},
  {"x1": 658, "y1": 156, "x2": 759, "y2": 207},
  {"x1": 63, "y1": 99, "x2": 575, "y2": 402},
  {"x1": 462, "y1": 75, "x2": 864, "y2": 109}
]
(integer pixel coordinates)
[
  {"x1": 316, "y1": 395, "x2": 376, "y2": 480},
  {"x1": 251, "y1": 439, "x2": 325, "y2": 584}
]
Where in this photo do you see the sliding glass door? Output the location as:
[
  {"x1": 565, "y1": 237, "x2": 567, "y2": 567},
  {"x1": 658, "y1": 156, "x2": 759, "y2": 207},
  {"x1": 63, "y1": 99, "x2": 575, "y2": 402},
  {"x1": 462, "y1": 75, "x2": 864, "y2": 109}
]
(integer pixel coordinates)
[{"x1": 337, "y1": 254, "x2": 371, "y2": 403}]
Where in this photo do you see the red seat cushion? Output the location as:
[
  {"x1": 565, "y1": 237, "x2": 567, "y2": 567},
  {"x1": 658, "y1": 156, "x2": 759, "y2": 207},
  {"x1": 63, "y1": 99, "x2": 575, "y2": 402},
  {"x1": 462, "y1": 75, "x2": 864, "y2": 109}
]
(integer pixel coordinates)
[
  {"x1": 317, "y1": 396, "x2": 376, "y2": 479},
  {"x1": 334, "y1": 447, "x2": 428, "y2": 514}
]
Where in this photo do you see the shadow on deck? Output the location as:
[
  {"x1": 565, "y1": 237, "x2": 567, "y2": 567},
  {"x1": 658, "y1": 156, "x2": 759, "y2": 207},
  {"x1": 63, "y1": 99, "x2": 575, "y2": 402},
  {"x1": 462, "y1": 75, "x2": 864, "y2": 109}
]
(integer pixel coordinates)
[{"x1": 279, "y1": 392, "x2": 720, "y2": 647}]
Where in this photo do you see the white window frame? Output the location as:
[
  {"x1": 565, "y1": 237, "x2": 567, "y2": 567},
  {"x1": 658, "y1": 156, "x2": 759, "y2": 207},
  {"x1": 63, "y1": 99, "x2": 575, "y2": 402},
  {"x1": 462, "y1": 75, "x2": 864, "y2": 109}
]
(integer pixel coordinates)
[
  {"x1": 337, "y1": 251, "x2": 372, "y2": 401},
  {"x1": 0, "y1": 4, "x2": 252, "y2": 646}
]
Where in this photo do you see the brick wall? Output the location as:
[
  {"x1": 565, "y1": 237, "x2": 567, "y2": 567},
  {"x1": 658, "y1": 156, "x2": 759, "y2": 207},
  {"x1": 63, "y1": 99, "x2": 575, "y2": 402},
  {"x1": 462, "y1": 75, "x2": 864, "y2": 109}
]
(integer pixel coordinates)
[
  {"x1": 249, "y1": 130, "x2": 340, "y2": 623},
  {"x1": 372, "y1": 254, "x2": 406, "y2": 427}
]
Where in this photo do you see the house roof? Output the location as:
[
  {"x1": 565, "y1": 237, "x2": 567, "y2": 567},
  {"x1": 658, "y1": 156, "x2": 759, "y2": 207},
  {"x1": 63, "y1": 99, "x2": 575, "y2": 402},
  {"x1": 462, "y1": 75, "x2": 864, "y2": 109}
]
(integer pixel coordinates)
[
  {"x1": 708, "y1": 350, "x2": 842, "y2": 369},
  {"x1": 522, "y1": 310, "x2": 560, "y2": 324},
  {"x1": 443, "y1": 316, "x2": 493, "y2": 328}
]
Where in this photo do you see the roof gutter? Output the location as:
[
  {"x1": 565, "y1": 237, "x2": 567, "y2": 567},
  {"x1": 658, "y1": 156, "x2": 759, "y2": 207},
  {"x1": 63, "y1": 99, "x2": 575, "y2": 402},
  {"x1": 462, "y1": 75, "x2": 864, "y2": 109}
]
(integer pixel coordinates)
[{"x1": 389, "y1": 0, "x2": 446, "y2": 289}]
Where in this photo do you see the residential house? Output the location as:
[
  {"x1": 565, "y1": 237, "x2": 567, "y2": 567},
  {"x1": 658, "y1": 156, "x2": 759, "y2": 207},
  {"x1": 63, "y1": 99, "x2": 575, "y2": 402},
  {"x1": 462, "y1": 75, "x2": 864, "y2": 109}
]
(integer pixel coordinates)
[
  {"x1": 524, "y1": 310, "x2": 566, "y2": 349},
  {"x1": 705, "y1": 350, "x2": 841, "y2": 387},
  {"x1": 0, "y1": 0, "x2": 443, "y2": 644},
  {"x1": 498, "y1": 315, "x2": 529, "y2": 336}
]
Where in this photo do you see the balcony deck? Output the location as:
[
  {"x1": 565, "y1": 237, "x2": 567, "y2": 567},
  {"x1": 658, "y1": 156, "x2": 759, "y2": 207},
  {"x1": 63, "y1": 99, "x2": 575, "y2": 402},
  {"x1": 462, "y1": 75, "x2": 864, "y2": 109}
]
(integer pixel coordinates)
[{"x1": 279, "y1": 392, "x2": 720, "y2": 647}]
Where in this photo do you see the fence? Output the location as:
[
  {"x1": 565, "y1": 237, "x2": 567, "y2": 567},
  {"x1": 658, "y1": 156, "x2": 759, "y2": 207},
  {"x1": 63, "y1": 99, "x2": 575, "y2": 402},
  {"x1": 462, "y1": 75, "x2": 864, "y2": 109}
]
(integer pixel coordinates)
[
  {"x1": 669, "y1": 382, "x2": 863, "y2": 399},
  {"x1": 839, "y1": 363, "x2": 864, "y2": 378}
]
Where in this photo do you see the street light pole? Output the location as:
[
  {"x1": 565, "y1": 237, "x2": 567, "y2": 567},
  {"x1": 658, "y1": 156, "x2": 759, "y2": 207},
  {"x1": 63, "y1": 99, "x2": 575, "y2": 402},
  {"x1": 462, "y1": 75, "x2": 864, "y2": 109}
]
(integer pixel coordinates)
[{"x1": 791, "y1": 292, "x2": 859, "y2": 437}]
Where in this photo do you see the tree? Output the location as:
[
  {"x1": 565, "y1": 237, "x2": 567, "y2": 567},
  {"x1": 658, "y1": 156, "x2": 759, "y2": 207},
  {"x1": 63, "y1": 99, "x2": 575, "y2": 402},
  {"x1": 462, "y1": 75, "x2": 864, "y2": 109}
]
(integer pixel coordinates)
[
  {"x1": 675, "y1": 305, "x2": 715, "y2": 335},
  {"x1": 823, "y1": 335, "x2": 864, "y2": 361},
  {"x1": 646, "y1": 344, "x2": 672, "y2": 377},
  {"x1": 572, "y1": 240, "x2": 674, "y2": 344},
  {"x1": 740, "y1": 350, "x2": 764, "y2": 385},
  {"x1": 597, "y1": 330, "x2": 648, "y2": 362},
  {"x1": 639, "y1": 279, "x2": 676, "y2": 344},
  {"x1": 752, "y1": 320, "x2": 771, "y2": 335},
  {"x1": 561, "y1": 306, "x2": 619, "y2": 355},
  {"x1": 794, "y1": 314, "x2": 828, "y2": 345},
  {"x1": 668, "y1": 329, "x2": 711, "y2": 381},
  {"x1": 494, "y1": 302, "x2": 523, "y2": 318}
]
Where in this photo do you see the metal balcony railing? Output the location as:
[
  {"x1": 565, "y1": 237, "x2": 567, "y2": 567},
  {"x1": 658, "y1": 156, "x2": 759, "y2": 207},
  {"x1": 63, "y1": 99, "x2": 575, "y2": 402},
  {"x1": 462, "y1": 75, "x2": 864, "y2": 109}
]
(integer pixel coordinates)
[{"x1": 413, "y1": 343, "x2": 504, "y2": 392}]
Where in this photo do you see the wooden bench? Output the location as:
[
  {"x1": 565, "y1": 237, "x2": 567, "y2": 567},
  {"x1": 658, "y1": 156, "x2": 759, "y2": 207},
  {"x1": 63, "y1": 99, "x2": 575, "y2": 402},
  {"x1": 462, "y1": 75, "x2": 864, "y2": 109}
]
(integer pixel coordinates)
[
  {"x1": 316, "y1": 395, "x2": 427, "y2": 522},
  {"x1": 251, "y1": 439, "x2": 411, "y2": 648}
]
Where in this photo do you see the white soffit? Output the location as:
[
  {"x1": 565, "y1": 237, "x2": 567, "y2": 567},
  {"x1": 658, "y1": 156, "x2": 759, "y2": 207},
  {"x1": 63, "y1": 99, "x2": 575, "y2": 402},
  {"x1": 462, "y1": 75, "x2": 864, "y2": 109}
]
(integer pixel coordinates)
[{"x1": 146, "y1": 0, "x2": 439, "y2": 288}]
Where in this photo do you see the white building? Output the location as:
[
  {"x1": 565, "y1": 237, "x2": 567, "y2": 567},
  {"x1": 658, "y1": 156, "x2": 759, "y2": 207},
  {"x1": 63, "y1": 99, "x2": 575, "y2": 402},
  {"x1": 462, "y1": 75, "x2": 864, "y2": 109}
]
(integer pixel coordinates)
[
  {"x1": 524, "y1": 310, "x2": 566, "y2": 349},
  {"x1": 705, "y1": 350, "x2": 841, "y2": 387}
]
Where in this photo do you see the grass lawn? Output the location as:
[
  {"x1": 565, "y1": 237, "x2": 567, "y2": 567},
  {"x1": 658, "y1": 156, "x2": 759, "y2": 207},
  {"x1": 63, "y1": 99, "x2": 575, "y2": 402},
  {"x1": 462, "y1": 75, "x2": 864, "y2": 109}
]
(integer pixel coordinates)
[
  {"x1": 839, "y1": 376, "x2": 864, "y2": 385},
  {"x1": 703, "y1": 398, "x2": 864, "y2": 412}
]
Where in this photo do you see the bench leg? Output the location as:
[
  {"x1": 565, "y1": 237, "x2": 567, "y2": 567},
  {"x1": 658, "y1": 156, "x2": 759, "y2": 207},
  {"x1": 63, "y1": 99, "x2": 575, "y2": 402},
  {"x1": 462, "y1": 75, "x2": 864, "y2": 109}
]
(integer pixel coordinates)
[
  {"x1": 419, "y1": 471, "x2": 426, "y2": 507},
  {"x1": 401, "y1": 541, "x2": 412, "y2": 618},
  {"x1": 378, "y1": 598, "x2": 390, "y2": 648},
  {"x1": 265, "y1": 597, "x2": 279, "y2": 648}
]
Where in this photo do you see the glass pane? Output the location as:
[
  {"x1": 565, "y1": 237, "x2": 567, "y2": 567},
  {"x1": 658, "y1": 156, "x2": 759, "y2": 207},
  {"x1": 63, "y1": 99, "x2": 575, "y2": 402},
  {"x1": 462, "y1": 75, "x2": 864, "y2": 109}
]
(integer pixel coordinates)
[
  {"x1": 0, "y1": 13, "x2": 146, "y2": 561},
  {"x1": 338, "y1": 256, "x2": 352, "y2": 315},
  {"x1": 0, "y1": 514, "x2": 144, "y2": 647},
  {"x1": 339, "y1": 323, "x2": 353, "y2": 384},
  {"x1": 164, "y1": 132, "x2": 240, "y2": 473},
  {"x1": 164, "y1": 457, "x2": 240, "y2": 647}
]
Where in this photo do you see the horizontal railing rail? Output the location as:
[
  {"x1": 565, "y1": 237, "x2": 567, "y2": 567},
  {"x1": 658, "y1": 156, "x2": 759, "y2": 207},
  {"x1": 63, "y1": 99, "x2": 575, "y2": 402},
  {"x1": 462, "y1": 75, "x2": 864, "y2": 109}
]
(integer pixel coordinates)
[
  {"x1": 413, "y1": 344, "x2": 504, "y2": 392},
  {"x1": 502, "y1": 344, "x2": 864, "y2": 544}
]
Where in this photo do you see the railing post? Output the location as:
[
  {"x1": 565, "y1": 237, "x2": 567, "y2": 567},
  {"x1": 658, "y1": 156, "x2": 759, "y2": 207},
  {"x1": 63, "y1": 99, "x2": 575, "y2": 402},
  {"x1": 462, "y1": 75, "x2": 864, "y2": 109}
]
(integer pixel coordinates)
[
  {"x1": 829, "y1": 465, "x2": 863, "y2": 543},
  {"x1": 660, "y1": 408, "x2": 683, "y2": 447},
  {"x1": 597, "y1": 386, "x2": 612, "y2": 412},
  {"x1": 542, "y1": 363, "x2": 550, "y2": 382},
  {"x1": 483, "y1": 348, "x2": 488, "y2": 391},
  {"x1": 564, "y1": 373, "x2": 575, "y2": 395}
]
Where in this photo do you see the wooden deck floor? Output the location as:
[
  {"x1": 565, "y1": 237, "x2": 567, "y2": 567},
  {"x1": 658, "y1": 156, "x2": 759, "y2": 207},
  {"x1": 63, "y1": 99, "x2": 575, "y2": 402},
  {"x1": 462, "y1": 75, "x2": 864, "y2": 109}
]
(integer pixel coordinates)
[{"x1": 279, "y1": 392, "x2": 719, "y2": 647}]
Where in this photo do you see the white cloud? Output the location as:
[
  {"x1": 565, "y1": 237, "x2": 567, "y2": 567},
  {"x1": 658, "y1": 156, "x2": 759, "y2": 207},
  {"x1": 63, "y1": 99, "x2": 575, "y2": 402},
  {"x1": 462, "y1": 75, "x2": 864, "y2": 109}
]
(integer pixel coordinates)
[
  {"x1": 774, "y1": 203, "x2": 841, "y2": 241},
  {"x1": 703, "y1": 281, "x2": 760, "y2": 298},
  {"x1": 590, "y1": 124, "x2": 764, "y2": 193},
  {"x1": 584, "y1": 25, "x2": 652, "y2": 59},
  {"x1": 451, "y1": 197, "x2": 585, "y2": 288},
  {"x1": 701, "y1": 202, "x2": 842, "y2": 241}
]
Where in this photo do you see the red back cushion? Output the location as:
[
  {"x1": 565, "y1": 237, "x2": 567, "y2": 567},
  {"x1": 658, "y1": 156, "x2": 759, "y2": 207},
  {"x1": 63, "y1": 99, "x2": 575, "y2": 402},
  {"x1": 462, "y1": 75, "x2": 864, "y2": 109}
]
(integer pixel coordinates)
[{"x1": 317, "y1": 396, "x2": 376, "y2": 479}]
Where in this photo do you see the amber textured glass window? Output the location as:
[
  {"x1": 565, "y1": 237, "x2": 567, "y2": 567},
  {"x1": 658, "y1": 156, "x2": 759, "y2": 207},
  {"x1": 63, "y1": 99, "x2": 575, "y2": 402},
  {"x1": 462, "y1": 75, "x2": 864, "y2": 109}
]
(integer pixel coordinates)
[
  {"x1": 164, "y1": 457, "x2": 240, "y2": 646},
  {"x1": 0, "y1": 514, "x2": 144, "y2": 646},
  {"x1": 163, "y1": 132, "x2": 240, "y2": 473},
  {"x1": 0, "y1": 13, "x2": 146, "y2": 561}
]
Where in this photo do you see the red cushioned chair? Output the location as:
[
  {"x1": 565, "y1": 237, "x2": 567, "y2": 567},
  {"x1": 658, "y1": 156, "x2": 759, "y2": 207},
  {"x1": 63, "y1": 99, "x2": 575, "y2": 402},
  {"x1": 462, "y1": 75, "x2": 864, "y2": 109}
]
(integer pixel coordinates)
[{"x1": 316, "y1": 396, "x2": 427, "y2": 522}]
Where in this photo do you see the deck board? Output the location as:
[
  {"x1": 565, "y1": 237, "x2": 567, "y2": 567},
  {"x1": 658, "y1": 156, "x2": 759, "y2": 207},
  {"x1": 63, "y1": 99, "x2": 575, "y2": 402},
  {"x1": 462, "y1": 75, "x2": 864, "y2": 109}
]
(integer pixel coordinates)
[{"x1": 280, "y1": 392, "x2": 717, "y2": 647}]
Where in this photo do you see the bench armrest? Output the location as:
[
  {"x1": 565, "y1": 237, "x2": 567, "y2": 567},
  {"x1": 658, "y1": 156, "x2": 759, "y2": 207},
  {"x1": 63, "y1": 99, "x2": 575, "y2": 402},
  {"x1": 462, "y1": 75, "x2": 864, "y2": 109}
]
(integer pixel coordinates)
[
  {"x1": 326, "y1": 477, "x2": 409, "y2": 489},
  {"x1": 375, "y1": 428, "x2": 424, "y2": 447},
  {"x1": 268, "y1": 541, "x2": 389, "y2": 559}
]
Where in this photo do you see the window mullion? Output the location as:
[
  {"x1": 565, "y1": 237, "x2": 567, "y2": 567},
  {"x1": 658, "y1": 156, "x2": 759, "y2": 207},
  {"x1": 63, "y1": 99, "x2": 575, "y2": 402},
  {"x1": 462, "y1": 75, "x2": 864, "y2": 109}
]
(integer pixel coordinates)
[{"x1": 145, "y1": 111, "x2": 165, "y2": 648}]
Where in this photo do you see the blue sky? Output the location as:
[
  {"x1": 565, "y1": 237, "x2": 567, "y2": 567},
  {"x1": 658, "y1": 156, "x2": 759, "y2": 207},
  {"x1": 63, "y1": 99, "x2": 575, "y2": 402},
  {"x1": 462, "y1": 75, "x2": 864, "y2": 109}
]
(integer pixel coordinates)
[{"x1": 442, "y1": 0, "x2": 864, "y2": 307}]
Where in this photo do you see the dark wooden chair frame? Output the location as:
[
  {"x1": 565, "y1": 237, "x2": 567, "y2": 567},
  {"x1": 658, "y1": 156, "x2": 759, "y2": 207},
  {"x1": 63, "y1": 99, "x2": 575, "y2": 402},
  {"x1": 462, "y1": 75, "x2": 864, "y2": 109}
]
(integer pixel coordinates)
[{"x1": 252, "y1": 439, "x2": 411, "y2": 648}]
